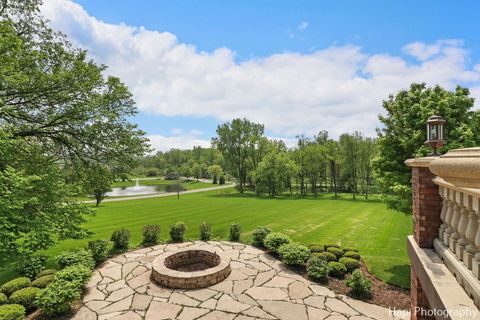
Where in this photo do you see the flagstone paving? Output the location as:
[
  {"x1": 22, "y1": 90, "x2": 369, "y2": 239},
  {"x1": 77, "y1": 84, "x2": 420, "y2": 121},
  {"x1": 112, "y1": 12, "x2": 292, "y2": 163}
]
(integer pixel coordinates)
[{"x1": 73, "y1": 241, "x2": 409, "y2": 320}]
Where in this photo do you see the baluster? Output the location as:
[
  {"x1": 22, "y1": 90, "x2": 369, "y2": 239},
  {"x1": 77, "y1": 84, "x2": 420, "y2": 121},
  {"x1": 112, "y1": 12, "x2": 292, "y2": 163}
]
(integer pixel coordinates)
[
  {"x1": 472, "y1": 197, "x2": 480, "y2": 279},
  {"x1": 456, "y1": 199, "x2": 470, "y2": 260},
  {"x1": 449, "y1": 203, "x2": 462, "y2": 252},
  {"x1": 439, "y1": 186, "x2": 448, "y2": 242},
  {"x1": 464, "y1": 195, "x2": 478, "y2": 269},
  {"x1": 443, "y1": 192, "x2": 455, "y2": 245}
]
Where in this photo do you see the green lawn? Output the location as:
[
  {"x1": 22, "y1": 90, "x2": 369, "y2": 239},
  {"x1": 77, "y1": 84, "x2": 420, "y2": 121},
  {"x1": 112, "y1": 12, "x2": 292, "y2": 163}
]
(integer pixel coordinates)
[{"x1": 0, "y1": 189, "x2": 412, "y2": 288}]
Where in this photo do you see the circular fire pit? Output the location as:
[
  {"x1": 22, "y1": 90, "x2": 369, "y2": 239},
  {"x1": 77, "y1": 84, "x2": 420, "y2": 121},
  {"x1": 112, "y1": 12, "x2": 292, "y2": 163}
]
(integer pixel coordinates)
[{"x1": 151, "y1": 248, "x2": 231, "y2": 289}]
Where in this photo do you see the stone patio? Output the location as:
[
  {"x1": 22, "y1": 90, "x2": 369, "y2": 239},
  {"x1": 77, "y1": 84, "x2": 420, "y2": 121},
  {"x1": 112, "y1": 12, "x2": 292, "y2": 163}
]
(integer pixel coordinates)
[{"x1": 73, "y1": 241, "x2": 409, "y2": 320}]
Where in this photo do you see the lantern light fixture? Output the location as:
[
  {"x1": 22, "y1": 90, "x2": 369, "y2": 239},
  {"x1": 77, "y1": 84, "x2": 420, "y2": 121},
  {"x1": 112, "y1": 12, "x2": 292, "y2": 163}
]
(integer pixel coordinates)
[{"x1": 425, "y1": 115, "x2": 446, "y2": 156}]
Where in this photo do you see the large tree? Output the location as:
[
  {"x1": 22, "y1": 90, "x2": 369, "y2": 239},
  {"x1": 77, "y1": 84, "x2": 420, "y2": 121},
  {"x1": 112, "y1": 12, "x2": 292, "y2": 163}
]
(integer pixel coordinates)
[
  {"x1": 0, "y1": 1, "x2": 149, "y2": 256},
  {"x1": 373, "y1": 83, "x2": 480, "y2": 214},
  {"x1": 254, "y1": 150, "x2": 297, "y2": 197},
  {"x1": 212, "y1": 118, "x2": 265, "y2": 193}
]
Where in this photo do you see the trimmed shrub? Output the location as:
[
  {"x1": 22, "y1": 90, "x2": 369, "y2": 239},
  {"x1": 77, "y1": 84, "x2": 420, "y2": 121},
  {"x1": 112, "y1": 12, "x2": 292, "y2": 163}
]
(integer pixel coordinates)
[
  {"x1": 323, "y1": 244, "x2": 340, "y2": 250},
  {"x1": 0, "y1": 293, "x2": 6, "y2": 305},
  {"x1": 87, "y1": 240, "x2": 109, "y2": 265},
  {"x1": 111, "y1": 229, "x2": 131, "y2": 251},
  {"x1": 142, "y1": 224, "x2": 160, "y2": 246},
  {"x1": 344, "y1": 251, "x2": 361, "y2": 260},
  {"x1": 20, "y1": 255, "x2": 47, "y2": 279},
  {"x1": 339, "y1": 257, "x2": 360, "y2": 272},
  {"x1": 8, "y1": 287, "x2": 40, "y2": 311},
  {"x1": 307, "y1": 256, "x2": 330, "y2": 283},
  {"x1": 229, "y1": 223, "x2": 241, "y2": 242},
  {"x1": 31, "y1": 275, "x2": 54, "y2": 289},
  {"x1": 346, "y1": 270, "x2": 373, "y2": 298},
  {"x1": 169, "y1": 222, "x2": 186, "y2": 242},
  {"x1": 1, "y1": 278, "x2": 31, "y2": 296},
  {"x1": 54, "y1": 265, "x2": 91, "y2": 287},
  {"x1": 219, "y1": 176, "x2": 226, "y2": 185},
  {"x1": 35, "y1": 280, "x2": 81, "y2": 316},
  {"x1": 199, "y1": 222, "x2": 212, "y2": 241},
  {"x1": 55, "y1": 249, "x2": 95, "y2": 270},
  {"x1": 264, "y1": 233, "x2": 291, "y2": 252},
  {"x1": 343, "y1": 247, "x2": 358, "y2": 252},
  {"x1": 252, "y1": 226, "x2": 271, "y2": 247},
  {"x1": 327, "y1": 261, "x2": 347, "y2": 278},
  {"x1": 312, "y1": 252, "x2": 337, "y2": 262},
  {"x1": 36, "y1": 269, "x2": 56, "y2": 278},
  {"x1": 0, "y1": 304, "x2": 25, "y2": 320},
  {"x1": 308, "y1": 244, "x2": 324, "y2": 253},
  {"x1": 278, "y1": 243, "x2": 310, "y2": 265},
  {"x1": 326, "y1": 247, "x2": 344, "y2": 259}
]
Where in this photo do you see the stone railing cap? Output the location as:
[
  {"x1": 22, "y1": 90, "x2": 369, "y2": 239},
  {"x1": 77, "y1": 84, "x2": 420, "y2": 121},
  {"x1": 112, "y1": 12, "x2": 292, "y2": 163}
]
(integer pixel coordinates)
[
  {"x1": 429, "y1": 147, "x2": 480, "y2": 188},
  {"x1": 405, "y1": 157, "x2": 438, "y2": 168}
]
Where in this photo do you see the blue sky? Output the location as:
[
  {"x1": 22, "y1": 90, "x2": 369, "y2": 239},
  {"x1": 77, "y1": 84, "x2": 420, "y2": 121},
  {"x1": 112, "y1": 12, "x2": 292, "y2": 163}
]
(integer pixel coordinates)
[{"x1": 43, "y1": 0, "x2": 480, "y2": 151}]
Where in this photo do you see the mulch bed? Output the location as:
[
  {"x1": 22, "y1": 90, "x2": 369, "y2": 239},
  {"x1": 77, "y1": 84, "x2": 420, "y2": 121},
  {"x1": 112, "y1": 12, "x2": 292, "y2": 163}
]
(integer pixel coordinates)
[{"x1": 281, "y1": 257, "x2": 410, "y2": 310}]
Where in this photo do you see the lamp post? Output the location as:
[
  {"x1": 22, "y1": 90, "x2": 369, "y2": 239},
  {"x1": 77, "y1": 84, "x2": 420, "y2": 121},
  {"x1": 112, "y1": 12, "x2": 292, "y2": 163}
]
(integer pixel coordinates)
[{"x1": 425, "y1": 115, "x2": 446, "y2": 156}]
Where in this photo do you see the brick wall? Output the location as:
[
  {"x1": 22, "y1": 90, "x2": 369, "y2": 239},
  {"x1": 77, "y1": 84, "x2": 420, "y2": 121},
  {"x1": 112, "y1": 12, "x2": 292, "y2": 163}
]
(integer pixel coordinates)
[
  {"x1": 411, "y1": 166, "x2": 442, "y2": 248},
  {"x1": 410, "y1": 268, "x2": 435, "y2": 320}
]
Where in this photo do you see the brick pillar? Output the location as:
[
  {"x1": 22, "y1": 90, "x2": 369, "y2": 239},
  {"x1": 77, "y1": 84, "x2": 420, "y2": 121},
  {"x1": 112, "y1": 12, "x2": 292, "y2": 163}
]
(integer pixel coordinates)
[
  {"x1": 410, "y1": 164, "x2": 442, "y2": 248},
  {"x1": 410, "y1": 268, "x2": 435, "y2": 320},
  {"x1": 405, "y1": 158, "x2": 443, "y2": 320}
]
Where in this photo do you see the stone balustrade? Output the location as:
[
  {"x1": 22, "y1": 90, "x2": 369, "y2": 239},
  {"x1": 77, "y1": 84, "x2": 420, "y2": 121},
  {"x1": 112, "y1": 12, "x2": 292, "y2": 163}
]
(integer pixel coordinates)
[{"x1": 428, "y1": 148, "x2": 480, "y2": 308}]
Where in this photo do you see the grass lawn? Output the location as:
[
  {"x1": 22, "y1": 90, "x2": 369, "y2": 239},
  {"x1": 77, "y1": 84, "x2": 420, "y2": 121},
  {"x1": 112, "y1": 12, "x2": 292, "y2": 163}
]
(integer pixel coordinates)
[{"x1": 0, "y1": 188, "x2": 412, "y2": 288}]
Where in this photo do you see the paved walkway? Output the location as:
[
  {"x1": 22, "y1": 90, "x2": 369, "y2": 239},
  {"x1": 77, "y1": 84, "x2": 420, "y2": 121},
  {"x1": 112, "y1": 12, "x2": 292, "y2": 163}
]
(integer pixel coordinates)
[
  {"x1": 83, "y1": 184, "x2": 233, "y2": 204},
  {"x1": 74, "y1": 242, "x2": 409, "y2": 320}
]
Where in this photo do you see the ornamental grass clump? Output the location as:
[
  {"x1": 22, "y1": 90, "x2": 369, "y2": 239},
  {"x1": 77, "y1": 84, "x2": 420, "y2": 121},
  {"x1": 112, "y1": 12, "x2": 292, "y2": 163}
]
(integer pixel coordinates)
[
  {"x1": 199, "y1": 222, "x2": 212, "y2": 241},
  {"x1": 111, "y1": 229, "x2": 131, "y2": 251},
  {"x1": 142, "y1": 224, "x2": 160, "y2": 246},
  {"x1": 169, "y1": 222, "x2": 186, "y2": 242},
  {"x1": 229, "y1": 223, "x2": 241, "y2": 241},
  {"x1": 87, "y1": 240, "x2": 109, "y2": 265}
]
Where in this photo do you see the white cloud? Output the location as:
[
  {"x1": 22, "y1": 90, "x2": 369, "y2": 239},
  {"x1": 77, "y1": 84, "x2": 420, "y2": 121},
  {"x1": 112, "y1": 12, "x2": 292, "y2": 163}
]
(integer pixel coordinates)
[
  {"x1": 42, "y1": 0, "x2": 480, "y2": 143},
  {"x1": 147, "y1": 134, "x2": 210, "y2": 152},
  {"x1": 298, "y1": 21, "x2": 309, "y2": 30}
]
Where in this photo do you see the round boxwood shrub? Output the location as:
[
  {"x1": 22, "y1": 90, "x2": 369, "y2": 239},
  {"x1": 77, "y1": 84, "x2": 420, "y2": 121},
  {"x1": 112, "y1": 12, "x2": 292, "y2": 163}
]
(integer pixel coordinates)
[
  {"x1": 36, "y1": 269, "x2": 57, "y2": 278},
  {"x1": 339, "y1": 257, "x2": 360, "y2": 272},
  {"x1": 0, "y1": 293, "x2": 7, "y2": 305},
  {"x1": 0, "y1": 304, "x2": 25, "y2": 320},
  {"x1": 169, "y1": 222, "x2": 186, "y2": 242},
  {"x1": 343, "y1": 247, "x2": 358, "y2": 252},
  {"x1": 312, "y1": 252, "x2": 337, "y2": 262},
  {"x1": 307, "y1": 256, "x2": 330, "y2": 283},
  {"x1": 8, "y1": 287, "x2": 41, "y2": 311},
  {"x1": 264, "y1": 233, "x2": 291, "y2": 252},
  {"x1": 278, "y1": 243, "x2": 310, "y2": 265},
  {"x1": 323, "y1": 244, "x2": 340, "y2": 250},
  {"x1": 326, "y1": 247, "x2": 344, "y2": 259},
  {"x1": 344, "y1": 251, "x2": 361, "y2": 260},
  {"x1": 55, "y1": 248, "x2": 95, "y2": 270},
  {"x1": 308, "y1": 244, "x2": 324, "y2": 253},
  {"x1": 1, "y1": 278, "x2": 31, "y2": 297},
  {"x1": 252, "y1": 226, "x2": 272, "y2": 247},
  {"x1": 327, "y1": 261, "x2": 347, "y2": 278},
  {"x1": 346, "y1": 270, "x2": 373, "y2": 298},
  {"x1": 31, "y1": 275, "x2": 55, "y2": 289}
]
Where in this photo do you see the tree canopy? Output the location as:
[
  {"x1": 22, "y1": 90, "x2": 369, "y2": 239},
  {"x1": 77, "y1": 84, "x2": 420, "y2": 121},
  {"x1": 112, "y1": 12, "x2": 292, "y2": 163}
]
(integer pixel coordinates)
[{"x1": 373, "y1": 83, "x2": 480, "y2": 213}]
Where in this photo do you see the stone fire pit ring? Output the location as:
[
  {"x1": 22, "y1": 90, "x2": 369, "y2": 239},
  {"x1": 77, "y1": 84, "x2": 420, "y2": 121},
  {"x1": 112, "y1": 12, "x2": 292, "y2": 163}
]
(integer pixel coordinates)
[{"x1": 151, "y1": 247, "x2": 231, "y2": 289}]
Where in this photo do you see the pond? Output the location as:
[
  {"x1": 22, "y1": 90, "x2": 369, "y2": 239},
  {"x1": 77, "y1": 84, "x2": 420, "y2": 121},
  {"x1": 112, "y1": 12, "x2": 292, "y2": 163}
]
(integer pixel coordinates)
[{"x1": 105, "y1": 179, "x2": 183, "y2": 197}]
